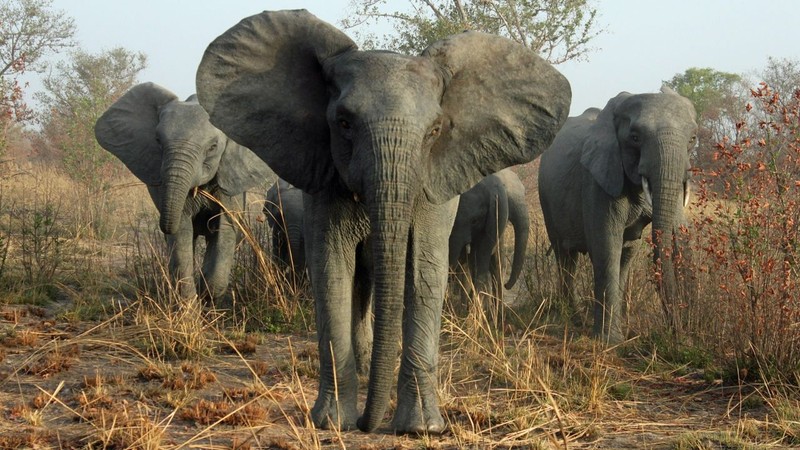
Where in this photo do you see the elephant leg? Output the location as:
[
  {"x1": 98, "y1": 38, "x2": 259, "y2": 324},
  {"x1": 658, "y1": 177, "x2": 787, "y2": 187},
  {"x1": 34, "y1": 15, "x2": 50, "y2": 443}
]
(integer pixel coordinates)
[
  {"x1": 590, "y1": 237, "x2": 625, "y2": 344},
  {"x1": 618, "y1": 241, "x2": 639, "y2": 327},
  {"x1": 391, "y1": 197, "x2": 457, "y2": 434},
  {"x1": 352, "y1": 241, "x2": 373, "y2": 377},
  {"x1": 554, "y1": 245, "x2": 580, "y2": 312},
  {"x1": 200, "y1": 206, "x2": 237, "y2": 305},
  {"x1": 470, "y1": 237, "x2": 495, "y2": 297},
  {"x1": 308, "y1": 194, "x2": 366, "y2": 431},
  {"x1": 166, "y1": 216, "x2": 197, "y2": 299}
]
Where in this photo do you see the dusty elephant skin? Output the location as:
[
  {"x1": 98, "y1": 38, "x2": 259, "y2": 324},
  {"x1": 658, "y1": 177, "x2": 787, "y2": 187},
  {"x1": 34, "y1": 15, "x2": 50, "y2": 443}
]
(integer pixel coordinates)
[
  {"x1": 94, "y1": 82, "x2": 273, "y2": 302},
  {"x1": 196, "y1": 9, "x2": 570, "y2": 434},
  {"x1": 538, "y1": 87, "x2": 697, "y2": 345},
  {"x1": 449, "y1": 168, "x2": 529, "y2": 300},
  {"x1": 264, "y1": 179, "x2": 306, "y2": 280}
]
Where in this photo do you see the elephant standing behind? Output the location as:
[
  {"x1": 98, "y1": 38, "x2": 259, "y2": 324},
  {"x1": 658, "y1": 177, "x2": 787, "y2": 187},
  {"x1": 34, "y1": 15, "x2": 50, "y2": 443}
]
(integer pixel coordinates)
[
  {"x1": 538, "y1": 87, "x2": 697, "y2": 344},
  {"x1": 196, "y1": 9, "x2": 570, "y2": 433},
  {"x1": 95, "y1": 82, "x2": 273, "y2": 302},
  {"x1": 264, "y1": 179, "x2": 306, "y2": 280},
  {"x1": 449, "y1": 168, "x2": 529, "y2": 301}
]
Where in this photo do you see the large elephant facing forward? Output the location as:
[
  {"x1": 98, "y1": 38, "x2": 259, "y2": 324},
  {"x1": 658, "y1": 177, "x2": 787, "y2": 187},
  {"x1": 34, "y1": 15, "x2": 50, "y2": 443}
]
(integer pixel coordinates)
[
  {"x1": 95, "y1": 82, "x2": 273, "y2": 302},
  {"x1": 196, "y1": 10, "x2": 570, "y2": 433},
  {"x1": 449, "y1": 168, "x2": 529, "y2": 300},
  {"x1": 538, "y1": 87, "x2": 697, "y2": 344}
]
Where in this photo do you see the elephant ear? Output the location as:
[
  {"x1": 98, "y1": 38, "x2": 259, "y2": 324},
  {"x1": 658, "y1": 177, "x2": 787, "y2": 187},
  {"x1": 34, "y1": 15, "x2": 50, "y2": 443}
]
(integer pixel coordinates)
[
  {"x1": 196, "y1": 9, "x2": 357, "y2": 194},
  {"x1": 217, "y1": 137, "x2": 275, "y2": 195},
  {"x1": 94, "y1": 82, "x2": 178, "y2": 185},
  {"x1": 421, "y1": 32, "x2": 571, "y2": 203},
  {"x1": 579, "y1": 92, "x2": 633, "y2": 198}
]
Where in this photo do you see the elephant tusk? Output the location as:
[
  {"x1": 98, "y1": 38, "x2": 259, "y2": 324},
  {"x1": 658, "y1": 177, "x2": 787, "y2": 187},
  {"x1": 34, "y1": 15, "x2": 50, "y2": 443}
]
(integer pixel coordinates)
[
  {"x1": 683, "y1": 181, "x2": 691, "y2": 208},
  {"x1": 641, "y1": 177, "x2": 653, "y2": 207},
  {"x1": 192, "y1": 186, "x2": 199, "y2": 198},
  {"x1": 353, "y1": 192, "x2": 360, "y2": 203}
]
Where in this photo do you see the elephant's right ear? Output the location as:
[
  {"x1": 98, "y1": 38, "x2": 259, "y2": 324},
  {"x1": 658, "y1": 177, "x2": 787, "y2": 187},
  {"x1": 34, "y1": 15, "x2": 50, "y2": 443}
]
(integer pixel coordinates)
[
  {"x1": 94, "y1": 82, "x2": 177, "y2": 186},
  {"x1": 196, "y1": 9, "x2": 357, "y2": 194},
  {"x1": 579, "y1": 92, "x2": 632, "y2": 198}
]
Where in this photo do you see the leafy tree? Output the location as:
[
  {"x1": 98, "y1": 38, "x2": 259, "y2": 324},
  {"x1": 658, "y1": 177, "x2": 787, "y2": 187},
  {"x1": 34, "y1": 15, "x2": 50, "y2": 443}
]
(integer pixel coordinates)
[
  {"x1": 341, "y1": 0, "x2": 601, "y2": 63},
  {"x1": 36, "y1": 47, "x2": 147, "y2": 188},
  {"x1": 0, "y1": 0, "x2": 75, "y2": 154},
  {"x1": 665, "y1": 67, "x2": 742, "y2": 119}
]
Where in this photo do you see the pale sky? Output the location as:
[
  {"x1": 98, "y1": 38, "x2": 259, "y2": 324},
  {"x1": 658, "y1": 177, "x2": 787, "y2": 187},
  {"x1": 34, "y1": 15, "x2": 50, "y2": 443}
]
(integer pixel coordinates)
[{"x1": 35, "y1": 0, "x2": 800, "y2": 115}]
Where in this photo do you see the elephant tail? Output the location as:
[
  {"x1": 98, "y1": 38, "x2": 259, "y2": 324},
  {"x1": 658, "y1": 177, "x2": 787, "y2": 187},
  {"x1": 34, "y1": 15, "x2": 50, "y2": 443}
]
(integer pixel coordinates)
[{"x1": 504, "y1": 180, "x2": 530, "y2": 290}]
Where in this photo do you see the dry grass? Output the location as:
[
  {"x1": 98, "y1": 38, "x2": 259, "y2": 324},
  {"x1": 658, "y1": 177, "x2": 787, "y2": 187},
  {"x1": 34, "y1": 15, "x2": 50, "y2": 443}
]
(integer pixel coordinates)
[{"x1": 0, "y1": 163, "x2": 797, "y2": 448}]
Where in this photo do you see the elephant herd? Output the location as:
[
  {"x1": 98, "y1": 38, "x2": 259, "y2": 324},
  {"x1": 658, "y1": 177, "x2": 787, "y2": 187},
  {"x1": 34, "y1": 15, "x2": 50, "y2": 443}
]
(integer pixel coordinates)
[{"x1": 94, "y1": 9, "x2": 697, "y2": 435}]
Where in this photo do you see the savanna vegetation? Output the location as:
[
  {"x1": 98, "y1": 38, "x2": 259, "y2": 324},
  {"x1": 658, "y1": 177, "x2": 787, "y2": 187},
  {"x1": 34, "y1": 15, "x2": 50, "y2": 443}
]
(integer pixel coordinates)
[{"x1": 0, "y1": 1, "x2": 798, "y2": 448}]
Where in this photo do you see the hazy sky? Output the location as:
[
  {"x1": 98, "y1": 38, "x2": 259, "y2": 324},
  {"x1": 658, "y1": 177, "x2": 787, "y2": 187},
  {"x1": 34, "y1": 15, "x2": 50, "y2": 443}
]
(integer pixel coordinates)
[{"x1": 34, "y1": 1, "x2": 800, "y2": 115}]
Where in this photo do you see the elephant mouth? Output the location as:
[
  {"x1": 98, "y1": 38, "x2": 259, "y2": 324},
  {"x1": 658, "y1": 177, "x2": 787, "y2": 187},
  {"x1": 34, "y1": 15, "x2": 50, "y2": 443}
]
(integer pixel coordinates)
[{"x1": 640, "y1": 176, "x2": 690, "y2": 209}]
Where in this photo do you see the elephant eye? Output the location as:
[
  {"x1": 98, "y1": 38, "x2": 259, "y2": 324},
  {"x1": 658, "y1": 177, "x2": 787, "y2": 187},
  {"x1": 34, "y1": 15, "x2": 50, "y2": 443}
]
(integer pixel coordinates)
[
  {"x1": 339, "y1": 119, "x2": 351, "y2": 130},
  {"x1": 690, "y1": 135, "x2": 698, "y2": 148},
  {"x1": 629, "y1": 133, "x2": 640, "y2": 145},
  {"x1": 429, "y1": 124, "x2": 441, "y2": 136}
]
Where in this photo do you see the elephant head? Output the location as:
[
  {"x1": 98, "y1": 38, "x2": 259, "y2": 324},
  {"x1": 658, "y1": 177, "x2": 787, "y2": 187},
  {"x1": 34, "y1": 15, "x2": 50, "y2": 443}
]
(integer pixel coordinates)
[
  {"x1": 196, "y1": 9, "x2": 570, "y2": 432},
  {"x1": 94, "y1": 82, "x2": 272, "y2": 235},
  {"x1": 580, "y1": 87, "x2": 697, "y2": 318}
]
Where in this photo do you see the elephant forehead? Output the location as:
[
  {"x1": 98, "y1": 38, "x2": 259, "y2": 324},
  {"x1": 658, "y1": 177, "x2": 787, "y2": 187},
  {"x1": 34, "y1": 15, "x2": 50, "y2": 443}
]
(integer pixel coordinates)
[
  {"x1": 329, "y1": 52, "x2": 443, "y2": 106},
  {"x1": 158, "y1": 103, "x2": 215, "y2": 138},
  {"x1": 621, "y1": 94, "x2": 696, "y2": 127}
]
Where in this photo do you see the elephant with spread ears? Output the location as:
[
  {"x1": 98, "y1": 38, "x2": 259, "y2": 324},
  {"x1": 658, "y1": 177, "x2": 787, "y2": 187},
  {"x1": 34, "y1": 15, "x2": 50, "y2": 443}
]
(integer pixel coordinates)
[
  {"x1": 538, "y1": 87, "x2": 697, "y2": 345},
  {"x1": 264, "y1": 178, "x2": 307, "y2": 281},
  {"x1": 195, "y1": 9, "x2": 570, "y2": 434},
  {"x1": 94, "y1": 82, "x2": 273, "y2": 303},
  {"x1": 449, "y1": 168, "x2": 530, "y2": 301}
]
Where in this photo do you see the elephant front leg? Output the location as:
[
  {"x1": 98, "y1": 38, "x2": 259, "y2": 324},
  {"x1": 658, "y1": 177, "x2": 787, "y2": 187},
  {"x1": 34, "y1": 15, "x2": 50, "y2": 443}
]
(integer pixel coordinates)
[
  {"x1": 165, "y1": 218, "x2": 197, "y2": 299},
  {"x1": 590, "y1": 239, "x2": 626, "y2": 344},
  {"x1": 308, "y1": 196, "x2": 365, "y2": 431},
  {"x1": 392, "y1": 198, "x2": 457, "y2": 434},
  {"x1": 200, "y1": 205, "x2": 238, "y2": 306}
]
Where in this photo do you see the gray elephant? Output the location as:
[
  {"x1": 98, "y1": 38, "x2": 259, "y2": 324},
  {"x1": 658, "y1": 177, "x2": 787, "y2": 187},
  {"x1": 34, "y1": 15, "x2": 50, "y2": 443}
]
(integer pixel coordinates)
[
  {"x1": 94, "y1": 82, "x2": 273, "y2": 302},
  {"x1": 538, "y1": 87, "x2": 697, "y2": 344},
  {"x1": 449, "y1": 168, "x2": 529, "y2": 300},
  {"x1": 195, "y1": 10, "x2": 570, "y2": 433},
  {"x1": 264, "y1": 179, "x2": 306, "y2": 280}
]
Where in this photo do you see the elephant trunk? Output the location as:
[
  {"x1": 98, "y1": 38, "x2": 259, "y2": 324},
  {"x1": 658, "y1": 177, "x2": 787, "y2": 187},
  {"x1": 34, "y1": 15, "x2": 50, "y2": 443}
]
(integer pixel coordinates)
[
  {"x1": 160, "y1": 149, "x2": 200, "y2": 235},
  {"x1": 357, "y1": 123, "x2": 417, "y2": 433},
  {"x1": 504, "y1": 190, "x2": 529, "y2": 290},
  {"x1": 649, "y1": 133, "x2": 690, "y2": 334}
]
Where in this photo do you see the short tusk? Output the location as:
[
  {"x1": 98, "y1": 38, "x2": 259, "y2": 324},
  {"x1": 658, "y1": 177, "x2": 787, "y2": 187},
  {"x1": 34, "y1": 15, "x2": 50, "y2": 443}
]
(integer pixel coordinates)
[
  {"x1": 353, "y1": 192, "x2": 360, "y2": 203},
  {"x1": 192, "y1": 186, "x2": 199, "y2": 198},
  {"x1": 641, "y1": 177, "x2": 653, "y2": 207},
  {"x1": 683, "y1": 181, "x2": 691, "y2": 208}
]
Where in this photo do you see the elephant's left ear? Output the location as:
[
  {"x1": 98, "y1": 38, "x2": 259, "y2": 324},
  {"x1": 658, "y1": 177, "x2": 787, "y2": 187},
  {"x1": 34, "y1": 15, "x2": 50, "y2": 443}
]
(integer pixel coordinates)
[
  {"x1": 217, "y1": 138, "x2": 275, "y2": 195},
  {"x1": 421, "y1": 32, "x2": 571, "y2": 203}
]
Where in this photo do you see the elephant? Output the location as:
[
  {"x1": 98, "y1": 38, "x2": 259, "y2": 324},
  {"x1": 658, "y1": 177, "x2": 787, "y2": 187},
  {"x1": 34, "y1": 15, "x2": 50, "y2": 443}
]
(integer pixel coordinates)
[
  {"x1": 538, "y1": 87, "x2": 697, "y2": 344},
  {"x1": 195, "y1": 9, "x2": 570, "y2": 433},
  {"x1": 448, "y1": 168, "x2": 530, "y2": 301},
  {"x1": 264, "y1": 179, "x2": 306, "y2": 280},
  {"x1": 94, "y1": 82, "x2": 273, "y2": 302}
]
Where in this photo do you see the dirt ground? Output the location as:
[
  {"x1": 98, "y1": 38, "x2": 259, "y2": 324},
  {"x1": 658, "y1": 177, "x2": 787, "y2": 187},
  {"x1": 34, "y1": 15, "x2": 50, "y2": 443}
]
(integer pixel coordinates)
[{"x1": 0, "y1": 299, "x2": 784, "y2": 450}]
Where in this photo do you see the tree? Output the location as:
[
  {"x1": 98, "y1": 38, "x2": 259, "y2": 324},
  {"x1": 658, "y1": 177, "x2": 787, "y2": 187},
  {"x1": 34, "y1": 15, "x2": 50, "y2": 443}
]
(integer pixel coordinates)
[
  {"x1": 759, "y1": 56, "x2": 800, "y2": 100},
  {"x1": 341, "y1": 0, "x2": 601, "y2": 64},
  {"x1": 0, "y1": 0, "x2": 75, "y2": 153},
  {"x1": 36, "y1": 47, "x2": 147, "y2": 187}
]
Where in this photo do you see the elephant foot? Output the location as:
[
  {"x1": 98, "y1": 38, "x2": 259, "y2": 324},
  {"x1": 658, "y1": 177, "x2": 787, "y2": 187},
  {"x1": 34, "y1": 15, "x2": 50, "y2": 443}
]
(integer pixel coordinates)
[
  {"x1": 311, "y1": 395, "x2": 359, "y2": 431},
  {"x1": 391, "y1": 396, "x2": 446, "y2": 435}
]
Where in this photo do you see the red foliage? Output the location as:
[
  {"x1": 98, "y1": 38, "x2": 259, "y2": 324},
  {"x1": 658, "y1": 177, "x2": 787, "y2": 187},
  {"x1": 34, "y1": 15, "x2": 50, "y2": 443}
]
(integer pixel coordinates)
[{"x1": 691, "y1": 83, "x2": 800, "y2": 377}]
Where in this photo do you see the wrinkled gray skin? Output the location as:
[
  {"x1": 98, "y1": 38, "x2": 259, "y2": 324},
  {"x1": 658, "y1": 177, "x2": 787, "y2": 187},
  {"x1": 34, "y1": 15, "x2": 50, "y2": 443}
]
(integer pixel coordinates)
[
  {"x1": 264, "y1": 179, "x2": 306, "y2": 280},
  {"x1": 449, "y1": 168, "x2": 529, "y2": 300},
  {"x1": 538, "y1": 87, "x2": 697, "y2": 344},
  {"x1": 95, "y1": 82, "x2": 273, "y2": 302},
  {"x1": 196, "y1": 10, "x2": 570, "y2": 434}
]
